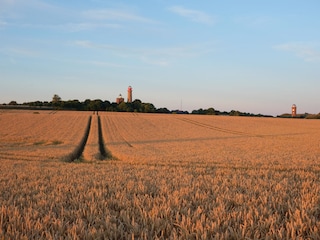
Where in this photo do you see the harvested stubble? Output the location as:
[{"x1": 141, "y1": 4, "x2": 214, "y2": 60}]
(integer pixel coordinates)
[{"x1": 0, "y1": 111, "x2": 320, "y2": 239}]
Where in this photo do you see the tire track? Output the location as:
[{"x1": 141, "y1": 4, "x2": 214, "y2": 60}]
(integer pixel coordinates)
[
  {"x1": 66, "y1": 115, "x2": 92, "y2": 162},
  {"x1": 98, "y1": 115, "x2": 111, "y2": 159},
  {"x1": 82, "y1": 115, "x2": 100, "y2": 161},
  {"x1": 178, "y1": 117, "x2": 263, "y2": 138},
  {"x1": 73, "y1": 114, "x2": 112, "y2": 161}
]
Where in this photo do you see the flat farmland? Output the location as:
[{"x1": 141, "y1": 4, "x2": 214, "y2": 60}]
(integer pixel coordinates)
[
  {"x1": 0, "y1": 110, "x2": 90, "y2": 161},
  {"x1": 0, "y1": 111, "x2": 319, "y2": 239},
  {"x1": 101, "y1": 112, "x2": 320, "y2": 167}
]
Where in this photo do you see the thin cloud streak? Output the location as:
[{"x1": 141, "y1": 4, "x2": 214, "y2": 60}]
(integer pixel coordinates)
[
  {"x1": 73, "y1": 40, "x2": 171, "y2": 66},
  {"x1": 89, "y1": 61, "x2": 128, "y2": 68},
  {"x1": 7, "y1": 22, "x2": 121, "y2": 32},
  {"x1": 1, "y1": 3, "x2": 156, "y2": 31},
  {"x1": 73, "y1": 40, "x2": 126, "y2": 52},
  {"x1": 234, "y1": 15, "x2": 273, "y2": 27},
  {"x1": 1, "y1": 1, "x2": 125, "y2": 32},
  {"x1": 274, "y1": 42, "x2": 320, "y2": 62},
  {"x1": 169, "y1": 6, "x2": 215, "y2": 25},
  {"x1": 1, "y1": 0, "x2": 60, "y2": 11},
  {"x1": 0, "y1": 20, "x2": 8, "y2": 28},
  {"x1": 73, "y1": 40, "x2": 215, "y2": 57},
  {"x1": 84, "y1": 9, "x2": 157, "y2": 24},
  {"x1": 59, "y1": 22, "x2": 121, "y2": 32},
  {"x1": 3, "y1": 47, "x2": 40, "y2": 57},
  {"x1": 73, "y1": 40, "x2": 216, "y2": 66}
]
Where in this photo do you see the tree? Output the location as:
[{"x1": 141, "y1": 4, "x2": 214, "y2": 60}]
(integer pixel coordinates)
[
  {"x1": 117, "y1": 102, "x2": 129, "y2": 112},
  {"x1": 89, "y1": 99, "x2": 103, "y2": 111},
  {"x1": 52, "y1": 94, "x2": 62, "y2": 109},
  {"x1": 8, "y1": 101, "x2": 17, "y2": 105},
  {"x1": 132, "y1": 99, "x2": 142, "y2": 112},
  {"x1": 106, "y1": 103, "x2": 118, "y2": 112},
  {"x1": 64, "y1": 100, "x2": 81, "y2": 110},
  {"x1": 229, "y1": 110, "x2": 240, "y2": 116},
  {"x1": 192, "y1": 108, "x2": 205, "y2": 114},
  {"x1": 52, "y1": 94, "x2": 61, "y2": 103},
  {"x1": 156, "y1": 107, "x2": 170, "y2": 113},
  {"x1": 102, "y1": 100, "x2": 111, "y2": 111},
  {"x1": 142, "y1": 103, "x2": 156, "y2": 113},
  {"x1": 206, "y1": 107, "x2": 215, "y2": 115}
]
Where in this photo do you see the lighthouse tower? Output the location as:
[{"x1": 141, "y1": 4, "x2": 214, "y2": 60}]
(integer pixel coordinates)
[
  {"x1": 127, "y1": 86, "x2": 132, "y2": 103},
  {"x1": 292, "y1": 104, "x2": 297, "y2": 117}
]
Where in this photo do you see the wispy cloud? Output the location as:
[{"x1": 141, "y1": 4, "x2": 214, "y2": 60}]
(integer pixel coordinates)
[
  {"x1": 5, "y1": 22, "x2": 121, "y2": 32},
  {"x1": 1, "y1": 5, "x2": 122, "y2": 32},
  {"x1": 274, "y1": 42, "x2": 320, "y2": 62},
  {"x1": 1, "y1": 0, "x2": 60, "y2": 11},
  {"x1": 59, "y1": 22, "x2": 121, "y2": 32},
  {"x1": 0, "y1": 47, "x2": 40, "y2": 64},
  {"x1": 169, "y1": 6, "x2": 215, "y2": 25},
  {"x1": 73, "y1": 40, "x2": 124, "y2": 52},
  {"x1": 88, "y1": 61, "x2": 128, "y2": 68},
  {"x1": 0, "y1": 20, "x2": 8, "y2": 28},
  {"x1": 4, "y1": 47, "x2": 40, "y2": 57},
  {"x1": 73, "y1": 40, "x2": 216, "y2": 66},
  {"x1": 234, "y1": 15, "x2": 273, "y2": 27},
  {"x1": 1, "y1": 0, "x2": 69, "y2": 28},
  {"x1": 84, "y1": 8, "x2": 156, "y2": 23},
  {"x1": 1, "y1": 2, "x2": 155, "y2": 32}
]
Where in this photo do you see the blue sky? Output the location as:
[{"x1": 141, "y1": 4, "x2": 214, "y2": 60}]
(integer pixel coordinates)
[{"x1": 1, "y1": 0, "x2": 319, "y2": 115}]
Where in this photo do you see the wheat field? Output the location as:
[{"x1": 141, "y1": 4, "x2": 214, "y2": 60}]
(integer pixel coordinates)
[
  {"x1": 0, "y1": 110, "x2": 319, "y2": 239},
  {"x1": 0, "y1": 110, "x2": 90, "y2": 161}
]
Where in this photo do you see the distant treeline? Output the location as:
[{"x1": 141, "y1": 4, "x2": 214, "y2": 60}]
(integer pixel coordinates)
[
  {"x1": 2, "y1": 99, "x2": 167, "y2": 113},
  {"x1": 10, "y1": 97, "x2": 320, "y2": 118},
  {"x1": 277, "y1": 113, "x2": 320, "y2": 119},
  {"x1": 191, "y1": 108, "x2": 273, "y2": 117},
  {"x1": 1, "y1": 98, "x2": 276, "y2": 117}
]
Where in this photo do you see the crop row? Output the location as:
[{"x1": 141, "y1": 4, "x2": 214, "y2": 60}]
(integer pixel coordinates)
[
  {"x1": 81, "y1": 114, "x2": 110, "y2": 161},
  {"x1": 0, "y1": 111, "x2": 90, "y2": 161},
  {"x1": 0, "y1": 111, "x2": 320, "y2": 239},
  {"x1": 99, "y1": 113, "x2": 320, "y2": 168},
  {"x1": 1, "y1": 157, "x2": 319, "y2": 239},
  {"x1": 0, "y1": 111, "x2": 111, "y2": 162}
]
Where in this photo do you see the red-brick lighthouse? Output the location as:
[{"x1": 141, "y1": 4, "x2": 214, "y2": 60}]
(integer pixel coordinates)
[
  {"x1": 127, "y1": 86, "x2": 133, "y2": 103},
  {"x1": 292, "y1": 104, "x2": 297, "y2": 117}
]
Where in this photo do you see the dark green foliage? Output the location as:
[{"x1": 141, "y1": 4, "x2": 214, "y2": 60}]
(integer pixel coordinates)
[
  {"x1": 305, "y1": 113, "x2": 320, "y2": 119},
  {"x1": 3, "y1": 96, "x2": 315, "y2": 118}
]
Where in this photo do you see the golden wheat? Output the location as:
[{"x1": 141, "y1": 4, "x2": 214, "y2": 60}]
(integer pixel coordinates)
[
  {"x1": 82, "y1": 114, "x2": 101, "y2": 161},
  {"x1": 0, "y1": 111, "x2": 319, "y2": 239},
  {"x1": 0, "y1": 110, "x2": 90, "y2": 161}
]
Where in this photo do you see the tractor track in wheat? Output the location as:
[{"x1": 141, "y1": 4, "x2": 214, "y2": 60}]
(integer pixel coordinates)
[
  {"x1": 178, "y1": 117, "x2": 264, "y2": 138},
  {"x1": 74, "y1": 114, "x2": 110, "y2": 161}
]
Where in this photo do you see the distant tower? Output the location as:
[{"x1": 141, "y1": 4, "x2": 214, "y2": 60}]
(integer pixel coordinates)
[
  {"x1": 116, "y1": 94, "x2": 124, "y2": 104},
  {"x1": 292, "y1": 104, "x2": 297, "y2": 117},
  {"x1": 127, "y1": 86, "x2": 132, "y2": 103}
]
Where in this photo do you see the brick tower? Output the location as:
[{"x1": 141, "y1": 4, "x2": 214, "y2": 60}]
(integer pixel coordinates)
[
  {"x1": 116, "y1": 94, "x2": 124, "y2": 104},
  {"x1": 127, "y1": 86, "x2": 132, "y2": 103},
  {"x1": 292, "y1": 104, "x2": 297, "y2": 117}
]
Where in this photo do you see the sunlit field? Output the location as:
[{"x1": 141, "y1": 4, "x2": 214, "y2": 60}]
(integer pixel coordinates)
[
  {"x1": 0, "y1": 110, "x2": 319, "y2": 239},
  {"x1": 0, "y1": 110, "x2": 90, "y2": 161}
]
